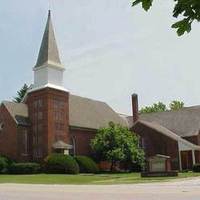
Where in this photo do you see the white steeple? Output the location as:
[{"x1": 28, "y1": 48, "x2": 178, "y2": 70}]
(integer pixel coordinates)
[{"x1": 33, "y1": 10, "x2": 66, "y2": 91}]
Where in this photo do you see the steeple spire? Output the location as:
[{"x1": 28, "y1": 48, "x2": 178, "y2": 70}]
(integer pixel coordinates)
[
  {"x1": 32, "y1": 10, "x2": 66, "y2": 90},
  {"x1": 35, "y1": 10, "x2": 63, "y2": 69}
]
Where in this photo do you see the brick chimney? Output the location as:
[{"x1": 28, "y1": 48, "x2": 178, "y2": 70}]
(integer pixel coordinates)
[{"x1": 132, "y1": 94, "x2": 139, "y2": 123}]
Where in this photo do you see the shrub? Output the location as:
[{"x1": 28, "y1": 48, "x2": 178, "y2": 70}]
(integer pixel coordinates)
[
  {"x1": 75, "y1": 156, "x2": 99, "y2": 173},
  {"x1": 44, "y1": 154, "x2": 79, "y2": 174},
  {"x1": 0, "y1": 155, "x2": 14, "y2": 166},
  {"x1": 193, "y1": 164, "x2": 200, "y2": 172},
  {"x1": 9, "y1": 163, "x2": 40, "y2": 174},
  {"x1": 0, "y1": 157, "x2": 8, "y2": 173}
]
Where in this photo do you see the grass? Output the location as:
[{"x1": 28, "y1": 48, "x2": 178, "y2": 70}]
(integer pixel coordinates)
[{"x1": 0, "y1": 172, "x2": 200, "y2": 185}]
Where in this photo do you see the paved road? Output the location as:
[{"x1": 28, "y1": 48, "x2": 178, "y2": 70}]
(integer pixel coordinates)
[{"x1": 0, "y1": 178, "x2": 200, "y2": 200}]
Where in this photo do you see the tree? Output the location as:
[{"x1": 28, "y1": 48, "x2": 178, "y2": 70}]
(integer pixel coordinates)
[
  {"x1": 13, "y1": 84, "x2": 29, "y2": 103},
  {"x1": 140, "y1": 100, "x2": 184, "y2": 113},
  {"x1": 140, "y1": 102, "x2": 167, "y2": 113},
  {"x1": 91, "y1": 122, "x2": 145, "y2": 171},
  {"x1": 132, "y1": 0, "x2": 200, "y2": 36},
  {"x1": 169, "y1": 100, "x2": 184, "y2": 110}
]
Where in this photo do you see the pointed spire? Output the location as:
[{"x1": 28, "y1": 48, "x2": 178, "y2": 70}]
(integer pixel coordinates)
[{"x1": 35, "y1": 10, "x2": 63, "y2": 69}]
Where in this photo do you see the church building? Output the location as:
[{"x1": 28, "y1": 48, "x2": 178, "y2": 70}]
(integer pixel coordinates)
[
  {"x1": 1, "y1": 11, "x2": 200, "y2": 171},
  {"x1": 0, "y1": 11, "x2": 128, "y2": 162}
]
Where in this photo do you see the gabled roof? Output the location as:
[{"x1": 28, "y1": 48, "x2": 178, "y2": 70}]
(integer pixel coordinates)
[
  {"x1": 2, "y1": 101, "x2": 30, "y2": 126},
  {"x1": 139, "y1": 106, "x2": 200, "y2": 137},
  {"x1": 127, "y1": 106, "x2": 200, "y2": 137},
  {"x1": 69, "y1": 94, "x2": 129, "y2": 130},
  {"x1": 35, "y1": 10, "x2": 63, "y2": 69},
  {"x1": 134, "y1": 120, "x2": 200, "y2": 150}
]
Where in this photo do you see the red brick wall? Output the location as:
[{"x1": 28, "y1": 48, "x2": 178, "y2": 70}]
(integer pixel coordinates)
[
  {"x1": 183, "y1": 136, "x2": 197, "y2": 145},
  {"x1": 26, "y1": 87, "x2": 69, "y2": 160},
  {"x1": 69, "y1": 127, "x2": 96, "y2": 156},
  {"x1": 0, "y1": 104, "x2": 31, "y2": 161},
  {"x1": 133, "y1": 122, "x2": 180, "y2": 170},
  {"x1": 195, "y1": 151, "x2": 200, "y2": 163},
  {"x1": 0, "y1": 104, "x2": 18, "y2": 160},
  {"x1": 183, "y1": 135, "x2": 200, "y2": 145}
]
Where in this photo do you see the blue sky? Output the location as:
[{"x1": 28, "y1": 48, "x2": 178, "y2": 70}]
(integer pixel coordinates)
[{"x1": 1, "y1": 0, "x2": 200, "y2": 115}]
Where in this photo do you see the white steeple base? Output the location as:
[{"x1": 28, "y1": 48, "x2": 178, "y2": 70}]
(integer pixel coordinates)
[{"x1": 33, "y1": 64, "x2": 65, "y2": 89}]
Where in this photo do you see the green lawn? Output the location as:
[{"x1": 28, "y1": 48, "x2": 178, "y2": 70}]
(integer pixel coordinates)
[{"x1": 0, "y1": 172, "x2": 199, "y2": 185}]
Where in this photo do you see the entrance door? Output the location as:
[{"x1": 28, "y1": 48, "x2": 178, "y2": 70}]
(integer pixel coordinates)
[{"x1": 181, "y1": 151, "x2": 193, "y2": 170}]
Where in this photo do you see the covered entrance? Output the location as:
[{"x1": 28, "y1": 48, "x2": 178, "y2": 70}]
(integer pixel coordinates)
[
  {"x1": 178, "y1": 140, "x2": 200, "y2": 171},
  {"x1": 52, "y1": 140, "x2": 73, "y2": 155}
]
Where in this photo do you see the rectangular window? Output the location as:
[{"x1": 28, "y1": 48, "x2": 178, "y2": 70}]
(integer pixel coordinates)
[
  {"x1": 22, "y1": 130, "x2": 28, "y2": 155},
  {"x1": 38, "y1": 99, "x2": 43, "y2": 108},
  {"x1": 38, "y1": 112, "x2": 43, "y2": 120},
  {"x1": 141, "y1": 138, "x2": 146, "y2": 149},
  {"x1": 34, "y1": 99, "x2": 43, "y2": 110},
  {"x1": 33, "y1": 147, "x2": 43, "y2": 158}
]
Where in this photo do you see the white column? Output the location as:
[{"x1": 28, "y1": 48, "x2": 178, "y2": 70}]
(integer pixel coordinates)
[{"x1": 192, "y1": 150, "x2": 196, "y2": 165}]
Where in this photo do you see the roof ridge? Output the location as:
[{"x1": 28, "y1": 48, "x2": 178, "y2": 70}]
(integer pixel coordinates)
[{"x1": 70, "y1": 93, "x2": 107, "y2": 104}]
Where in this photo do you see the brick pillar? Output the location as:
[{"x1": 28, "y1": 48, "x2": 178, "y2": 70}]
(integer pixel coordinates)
[
  {"x1": 26, "y1": 87, "x2": 69, "y2": 160},
  {"x1": 132, "y1": 94, "x2": 139, "y2": 123}
]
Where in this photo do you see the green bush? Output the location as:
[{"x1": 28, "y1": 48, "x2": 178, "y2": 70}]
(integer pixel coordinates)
[
  {"x1": 44, "y1": 154, "x2": 79, "y2": 174},
  {"x1": 0, "y1": 155, "x2": 14, "y2": 166},
  {"x1": 9, "y1": 163, "x2": 40, "y2": 174},
  {"x1": 193, "y1": 163, "x2": 200, "y2": 172},
  {"x1": 75, "y1": 156, "x2": 99, "y2": 173},
  {"x1": 0, "y1": 157, "x2": 8, "y2": 173}
]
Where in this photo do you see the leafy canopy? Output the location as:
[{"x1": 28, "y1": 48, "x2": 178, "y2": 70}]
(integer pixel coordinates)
[
  {"x1": 169, "y1": 100, "x2": 184, "y2": 110},
  {"x1": 13, "y1": 84, "x2": 29, "y2": 103},
  {"x1": 91, "y1": 122, "x2": 145, "y2": 171},
  {"x1": 140, "y1": 102, "x2": 167, "y2": 113},
  {"x1": 140, "y1": 100, "x2": 184, "y2": 113},
  {"x1": 132, "y1": 0, "x2": 200, "y2": 36}
]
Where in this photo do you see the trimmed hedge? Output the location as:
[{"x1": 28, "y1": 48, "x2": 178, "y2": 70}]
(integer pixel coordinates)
[
  {"x1": 75, "y1": 156, "x2": 99, "y2": 173},
  {"x1": 193, "y1": 164, "x2": 200, "y2": 172},
  {"x1": 9, "y1": 163, "x2": 40, "y2": 174},
  {"x1": 44, "y1": 154, "x2": 79, "y2": 174},
  {"x1": 0, "y1": 157, "x2": 8, "y2": 173}
]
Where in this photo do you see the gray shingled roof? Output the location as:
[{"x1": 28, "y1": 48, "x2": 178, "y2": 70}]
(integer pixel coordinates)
[
  {"x1": 134, "y1": 120, "x2": 200, "y2": 150},
  {"x1": 1, "y1": 95, "x2": 128, "y2": 130},
  {"x1": 35, "y1": 10, "x2": 63, "y2": 68},
  {"x1": 2, "y1": 101, "x2": 30, "y2": 126},
  {"x1": 128, "y1": 106, "x2": 200, "y2": 137},
  {"x1": 69, "y1": 95, "x2": 128, "y2": 129}
]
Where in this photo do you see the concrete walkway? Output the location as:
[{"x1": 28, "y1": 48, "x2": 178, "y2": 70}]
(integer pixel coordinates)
[{"x1": 0, "y1": 178, "x2": 200, "y2": 200}]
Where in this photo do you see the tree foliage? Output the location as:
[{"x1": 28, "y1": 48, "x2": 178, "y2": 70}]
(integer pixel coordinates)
[
  {"x1": 132, "y1": 0, "x2": 200, "y2": 36},
  {"x1": 91, "y1": 122, "x2": 145, "y2": 171},
  {"x1": 13, "y1": 84, "x2": 29, "y2": 103},
  {"x1": 140, "y1": 102, "x2": 167, "y2": 113},
  {"x1": 140, "y1": 100, "x2": 184, "y2": 113},
  {"x1": 169, "y1": 100, "x2": 184, "y2": 110}
]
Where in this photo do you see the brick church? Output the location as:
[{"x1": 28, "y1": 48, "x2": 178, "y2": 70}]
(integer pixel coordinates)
[
  {"x1": 0, "y1": 11, "x2": 128, "y2": 162},
  {"x1": 1, "y1": 11, "x2": 200, "y2": 171}
]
